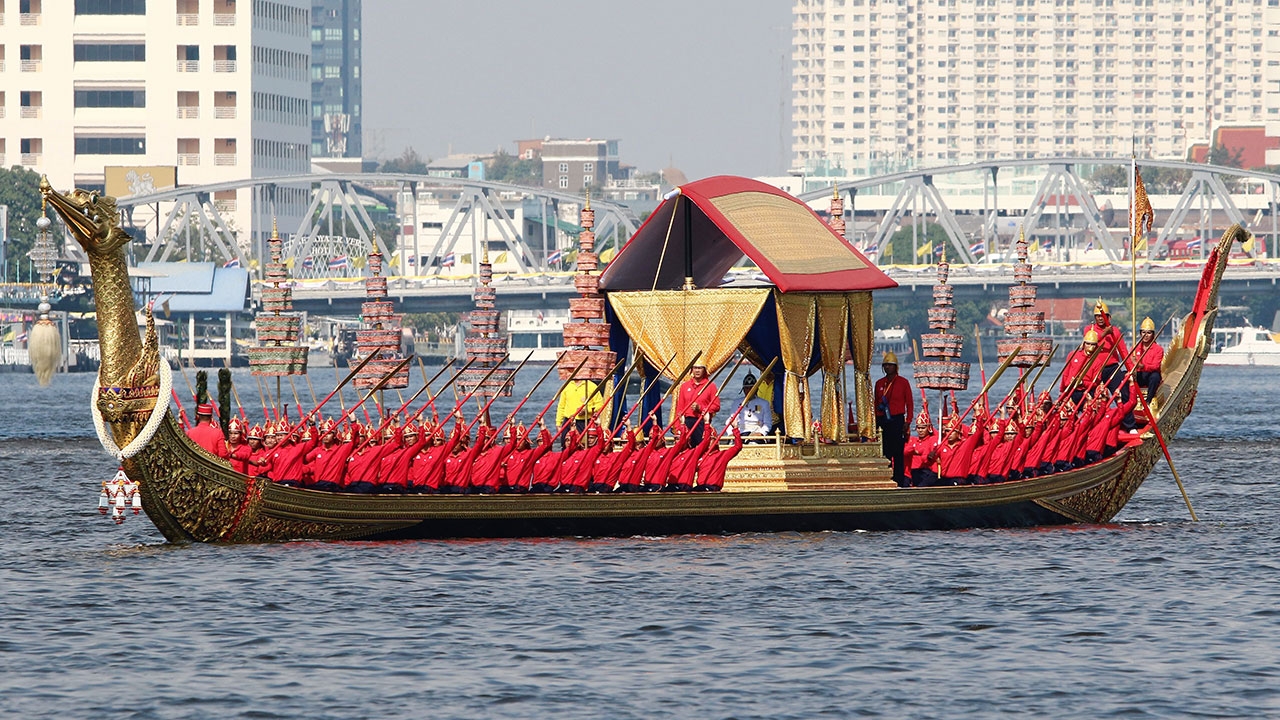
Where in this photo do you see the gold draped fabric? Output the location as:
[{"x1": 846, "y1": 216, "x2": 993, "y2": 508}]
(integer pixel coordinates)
[
  {"x1": 847, "y1": 292, "x2": 875, "y2": 440},
  {"x1": 607, "y1": 289, "x2": 771, "y2": 378},
  {"x1": 816, "y1": 294, "x2": 848, "y2": 442},
  {"x1": 775, "y1": 291, "x2": 816, "y2": 440}
]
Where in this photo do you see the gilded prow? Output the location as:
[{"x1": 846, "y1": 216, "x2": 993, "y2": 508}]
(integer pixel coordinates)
[{"x1": 39, "y1": 177, "x2": 142, "y2": 387}]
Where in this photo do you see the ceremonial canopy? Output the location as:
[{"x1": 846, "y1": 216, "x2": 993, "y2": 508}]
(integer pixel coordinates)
[
  {"x1": 598, "y1": 176, "x2": 897, "y2": 442},
  {"x1": 598, "y1": 175, "x2": 896, "y2": 293}
]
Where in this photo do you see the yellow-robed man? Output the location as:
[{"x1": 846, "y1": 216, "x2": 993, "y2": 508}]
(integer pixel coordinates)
[{"x1": 556, "y1": 379, "x2": 603, "y2": 434}]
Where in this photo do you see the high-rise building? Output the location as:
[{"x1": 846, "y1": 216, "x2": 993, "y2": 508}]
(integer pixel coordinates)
[
  {"x1": 792, "y1": 0, "x2": 1270, "y2": 178},
  {"x1": 0, "y1": 0, "x2": 312, "y2": 244},
  {"x1": 311, "y1": 0, "x2": 361, "y2": 159}
]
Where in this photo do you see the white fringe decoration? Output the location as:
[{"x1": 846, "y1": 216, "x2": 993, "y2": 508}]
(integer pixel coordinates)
[
  {"x1": 28, "y1": 320, "x2": 61, "y2": 387},
  {"x1": 90, "y1": 360, "x2": 173, "y2": 461}
]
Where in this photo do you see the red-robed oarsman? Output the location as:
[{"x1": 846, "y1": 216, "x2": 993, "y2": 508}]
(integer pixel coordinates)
[
  {"x1": 644, "y1": 429, "x2": 686, "y2": 491},
  {"x1": 695, "y1": 428, "x2": 743, "y2": 491},
  {"x1": 1134, "y1": 340, "x2": 1164, "y2": 373},
  {"x1": 228, "y1": 443, "x2": 252, "y2": 475},
  {"x1": 442, "y1": 426, "x2": 486, "y2": 493},
  {"x1": 668, "y1": 430, "x2": 711, "y2": 491},
  {"x1": 590, "y1": 430, "x2": 635, "y2": 493},
  {"x1": 343, "y1": 437, "x2": 394, "y2": 488},
  {"x1": 530, "y1": 429, "x2": 577, "y2": 493},
  {"x1": 616, "y1": 430, "x2": 659, "y2": 492},
  {"x1": 503, "y1": 427, "x2": 552, "y2": 493},
  {"x1": 469, "y1": 440, "x2": 511, "y2": 494},
  {"x1": 1060, "y1": 348, "x2": 1102, "y2": 395},
  {"x1": 408, "y1": 423, "x2": 461, "y2": 492},
  {"x1": 186, "y1": 411, "x2": 229, "y2": 459},
  {"x1": 268, "y1": 433, "x2": 316, "y2": 483},
  {"x1": 377, "y1": 427, "x2": 429, "y2": 491},
  {"x1": 558, "y1": 425, "x2": 605, "y2": 493}
]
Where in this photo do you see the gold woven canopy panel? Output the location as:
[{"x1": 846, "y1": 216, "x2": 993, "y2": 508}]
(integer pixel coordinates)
[
  {"x1": 708, "y1": 192, "x2": 866, "y2": 276},
  {"x1": 607, "y1": 288, "x2": 771, "y2": 377}
]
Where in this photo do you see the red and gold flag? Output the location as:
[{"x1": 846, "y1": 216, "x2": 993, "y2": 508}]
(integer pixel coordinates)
[{"x1": 1132, "y1": 165, "x2": 1154, "y2": 253}]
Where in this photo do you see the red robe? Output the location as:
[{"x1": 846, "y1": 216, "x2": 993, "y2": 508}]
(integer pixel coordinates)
[
  {"x1": 408, "y1": 427, "x2": 461, "y2": 491},
  {"x1": 617, "y1": 432, "x2": 659, "y2": 491},
  {"x1": 443, "y1": 431, "x2": 485, "y2": 491},
  {"x1": 503, "y1": 429, "x2": 553, "y2": 492},
  {"x1": 676, "y1": 377, "x2": 721, "y2": 420},
  {"x1": 1060, "y1": 349, "x2": 1102, "y2": 395},
  {"x1": 644, "y1": 434, "x2": 684, "y2": 489},
  {"x1": 377, "y1": 433, "x2": 429, "y2": 490},
  {"x1": 470, "y1": 442, "x2": 510, "y2": 493},
  {"x1": 306, "y1": 441, "x2": 356, "y2": 485},
  {"x1": 343, "y1": 442, "x2": 394, "y2": 487},
  {"x1": 186, "y1": 421, "x2": 228, "y2": 459},
  {"x1": 227, "y1": 442, "x2": 252, "y2": 475},
  {"x1": 695, "y1": 430, "x2": 743, "y2": 491},
  {"x1": 558, "y1": 441, "x2": 604, "y2": 492},
  {"x1": 669, "y1": 432, "x2": 711, "y2": 490},
  {"x1": 267, "y1": 437, "x2": 315, "y2": 482},
  {"x1": 593, "y1": 432, "x2": 636, "y2": 491}
]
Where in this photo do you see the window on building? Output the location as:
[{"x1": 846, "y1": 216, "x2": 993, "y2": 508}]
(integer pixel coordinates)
[
  {"x1": 583, "y1": 162, "x2": 593, "y2": 173},
  {"x1": 179, "y1": 45, "x2": 199, "y2": 60},
  {"x1": 75, "y1": 0, "x2": 146, "y2": 13},
  {"x1": 582, "y1": 175, "x2": 592, "y2": 186},
  {"x1": 558, "y1": 176, "x2": 568, "y2": 189},
  {"x1": 75, "y1": 136, "x2": 146, "y2": 155},
  {"x1": 558, "y1": 162, "x2": 568, "y2": 173},
  {"x1": 74, "y1": 44, "x2": 146, "y2": 62},
  {"x1": 74, "y1": 89, "x2": 146, "y2": 108}
]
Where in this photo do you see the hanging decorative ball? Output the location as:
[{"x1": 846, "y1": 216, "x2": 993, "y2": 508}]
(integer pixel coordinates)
[{"x1": 36, "y1": 216, "x2": 51, "y2": 230}]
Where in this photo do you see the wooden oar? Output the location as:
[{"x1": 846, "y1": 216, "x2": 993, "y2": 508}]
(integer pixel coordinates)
[
  {"x1": 327, "y1": 355, "x2": 415, "y2": 435},
  {"x1": 1133, "y1": 391, "x2": 1198, "y2": 522},
  {"x1": 490, "y1": 358, "x2": 569, "y2": 441},
  {"x1": 281, "y1": 350, "x2": 378, "y2": 440},
  {"x1": 528, "y1": 358, "x2": 590, "y2": 429},
  {"x1": 287, "y1": 376, "x2": 305, "y2": 421},
  {"x1": 1026, "y1": 342, "x2": 1056, "y2": 397},
  {"x1": 332, "y1": 360, "x2": 346, "y2": 414},
  {"x1": 579, "y1": 350, "x2": 647, "y2": 431},
  {"x1": 956, "y1": 346, "x2": 1020, "y2": 424},
  {"x1": 547, "y1": 355, "x2": 629, "y2": 439},
  {"x1": 609, "y1": 353, "x2": 678, "y2": 435},
  {"x1": 635, "y1": 351, "x2": 704, "y2": 435},
  {"x1": 464, "y1": 351, "x2": 536, "y2": 435},
  {"x1": 407, "y1": 357, "x2": 459, "y2": 425}
]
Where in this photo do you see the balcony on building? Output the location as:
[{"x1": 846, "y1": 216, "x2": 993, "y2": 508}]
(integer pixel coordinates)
[
  {"x1": 20, "y1": 90, "x2": 40, "y2": 119},
  {"x1": 19, "y1": 0, "x2": 38, "y2": 25},
  {"x1": 214, "y1": 90, "x2": 236, "y2": 119},
  {"x1": 177, "y1": 138, "x2": 200, "y2": 166},
  {"x1": 214, "y1": 45, "x2": 236, "y2": 73},
  {"x1": 176, "y1": 0, "x2": 198, "y2": 25},
  {"x1": 20, "y1": 44, "x2": 41, "y2": 72},
  {"x1": 177, "y1": 91, "x2": 199, "y2": 119},
  {"x1": 213, "y1": 0, "x2": 235, "y2": 25},
  {"x1": 214, "y1": 138, "x2": 236, "y2": 166},
  {"x1": 177, "y1": 45, "x2": 199, "y2": 73}
]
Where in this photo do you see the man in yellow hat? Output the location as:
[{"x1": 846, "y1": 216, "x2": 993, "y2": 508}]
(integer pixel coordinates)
[
  {"x1": 1061, "y1": 330, "x2": 1103, "y2": 405},
  {"x1": 1133, "y1": 316, "x2": 1164, "y2": 402},
  {"x1": 873, "y1": 350, "x2": 913, "y2": 486},
  {"x1": 1084, "y1": 299, "x2": 1129, "y2": 393}
]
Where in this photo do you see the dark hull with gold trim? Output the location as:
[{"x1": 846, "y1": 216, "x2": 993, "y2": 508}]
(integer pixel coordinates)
[{"x1": 124, "y1": 338, "x2": 1198, "y2": 543}]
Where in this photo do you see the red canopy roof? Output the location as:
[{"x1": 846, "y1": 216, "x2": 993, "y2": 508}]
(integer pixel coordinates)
[{"x1": 599, "y1": 175, "x2": 896, "y2": 293}]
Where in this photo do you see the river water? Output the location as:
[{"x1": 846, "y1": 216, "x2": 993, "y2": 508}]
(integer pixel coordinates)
[{"x1": 1, "y1": 364, "x2": 1277, "y2": 719}]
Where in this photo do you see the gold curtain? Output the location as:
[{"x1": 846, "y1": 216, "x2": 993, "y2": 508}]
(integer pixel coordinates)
[
  {"x1": 816, "y1": 294, "x2": 848, "y2": 442},
  {"x1": 846, "y1": 291, "x2": 875, "y2": 440},
  {"x1": 775, "y1": 291, "x2": 816, "y2": 440},
  {"x1": 607, "y1": 289, "x2": 770, "y2": 378}
]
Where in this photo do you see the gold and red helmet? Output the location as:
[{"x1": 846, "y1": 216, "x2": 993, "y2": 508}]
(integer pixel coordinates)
[
  {"x1": 228, "y1": 417, "x2": 245, "y2": 434},
  {"x1": 247, "y1": 423, "x2": 265, "y2": 440},
  {"x1": 1083, "y1": 329, "x2": 1100, "y2": 344}
]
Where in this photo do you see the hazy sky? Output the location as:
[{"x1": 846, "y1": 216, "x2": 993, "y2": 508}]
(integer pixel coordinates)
[{"x1": 363, "y1": 1, "x2": 792, "y2": 181}]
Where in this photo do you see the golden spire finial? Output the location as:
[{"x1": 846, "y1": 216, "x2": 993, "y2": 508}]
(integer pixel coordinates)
[
  {"x1": 584, "y1": 188, "x2": 591, "y2": 210},
  {"x1": 832, "y1": 184, "x2": 840, "y2": 200},
  {"x1": 271, "y1": 217, "x2": 279, "y2": 239}
]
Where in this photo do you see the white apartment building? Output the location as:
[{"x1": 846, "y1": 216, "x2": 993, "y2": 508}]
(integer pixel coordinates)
[
  {"x1": 793, "y1": 0, "x2": 1273, "y2": 178},
  {"x1": 0, "y1": 0, "x2": 311, "y2": 248}
]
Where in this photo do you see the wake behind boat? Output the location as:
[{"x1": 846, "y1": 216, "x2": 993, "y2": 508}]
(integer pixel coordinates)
[{"x1": 41, "y1": 175, "x2": 1245, "y2": 543}]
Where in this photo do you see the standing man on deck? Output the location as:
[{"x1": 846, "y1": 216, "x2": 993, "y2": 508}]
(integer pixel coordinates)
[
  {"x1": 676, "y1": 361, "x2": 720, "y2": 446},
  {"x1": 556, "y1": 378, "x2": 603, "y2": 447},
  {"x1": 1084, "y1": 300, "x2": 1128, "y2": 393},
  {"x1": 873, "y1": 351, "x2": 913, "y2": 487}
]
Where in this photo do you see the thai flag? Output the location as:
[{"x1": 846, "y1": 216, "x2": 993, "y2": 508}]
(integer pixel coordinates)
[
  {"x1": 302, "y1": 256, "x2": 315, "y2": 270},
  {"x1": 329, "y1": 255, "x2": 349, "y2": 270},
  {"x1": 863, "y1": 242, "x2": 878, "y2": 255},
  {"x1": 16, "y1": 331, "x2": 28, "y2": 343},
  {"x1": 969, "y1": 241, "x2": 985, "y2": 256},
  {"x1": 1085, "y1": 239, "x2": 1094, "y2": 251},
  {"x1": 547, "y1": 249, "x2": 563, "y2": 265},
  {"x1": 223, "y1": 258, "x2": 240, "y2": 269},
  {"x1": 1186, "y1": 238, "x2": 1203, "y2": 251},
  {"x1": 441, "y1": 252, "x2": 456, "y2": 268},
  {"x1": 934, "y1": 244, "x2": 945, "y2": 257}
]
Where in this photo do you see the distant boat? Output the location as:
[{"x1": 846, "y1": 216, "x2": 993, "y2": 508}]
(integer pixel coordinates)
[
  {"x1": 1207, "y1": 323, "x2": 1280, "y2": 366},
  {"x1": 507, "y1": 308, "x2": 568, "y2": 363}
]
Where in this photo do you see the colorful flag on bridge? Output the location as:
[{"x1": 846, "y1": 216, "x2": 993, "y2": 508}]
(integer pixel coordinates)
[
  {"x1": 969, "y1": 241, "x2": 985, "y2": 256},
  {"x1": 329, "y1": 255, "x2": 349, "y2": 270},
  {"x1": 547, "y1": 249, "x2": 563, "y2": 266},
  {"x1": 441, "y1": 252, "x2": 456, "y2": 268},
  {"x1": 223, "y1": 258, "x2": 240, "y2": 269}
]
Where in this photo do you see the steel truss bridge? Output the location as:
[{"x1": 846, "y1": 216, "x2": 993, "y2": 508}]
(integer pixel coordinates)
[
  {"x1": 90, "y1": 158, "x2": 1280, "y2": 312},
  {"x1": 109, "y1": 173, "x2": 642, "y2": 278}
]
